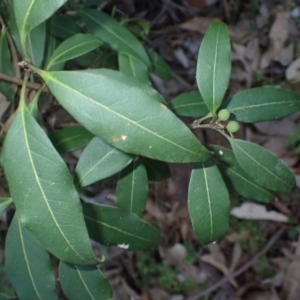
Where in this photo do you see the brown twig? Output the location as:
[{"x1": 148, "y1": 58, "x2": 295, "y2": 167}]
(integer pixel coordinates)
[
  {"x1": 187, "y1": 227, "x2": 286, "y2": 300},
  {"x1": 0, "y1": 72, "x2": 48, "y2": 92}
]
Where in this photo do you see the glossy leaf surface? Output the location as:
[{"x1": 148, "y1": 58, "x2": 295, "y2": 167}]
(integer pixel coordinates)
[
  {"x1": 169, "y1": 91, "x2": 210, "y2": 117},
  {"x1": 81, "y1": 9, "x2": 150, "y2": 67},
  {"x1": 209, "y1": 145, "x2": 275, "y2": 202},
  {"x1": 49, "y1": 125, "x2": 94, "y2": 154},
  {"x1": 118, "y1": 53, "x2": 150, "y2": 84},
  {"x1": 116, "y1": 159, "x2": 148, "y2": 216},
  {"x1": 147, "y1": 50, "x2": 171, "y2": 80},
  {"x1": 188, "y1": 160, "x2": 230, "y2": 244},
  {"x1": 26, "y1": 22, "x2": 46, "y2": 68},
  {"x1": 59, "y1": 262, "x2": 112, "y2": 300},
  {"x1": 0, "y1": 31, "x2": 14, "y2": 102},
  {"x1": 5, "y1": 215, "x2": 57, "y2": 300},
  {"x1": 75, "y1": 136, "x2": 133, "y2": 187},
  {"x1": 142, "y1": 157, "x2": 171, "y2": 181},
  {"x1": 9, "y1": 3, "x2": 23, "y2": 56},
  {"x1": 196, "y1": 22, "x2": 231, "y2": 115},
  {"x1": 44, "y1": 36, "x2": 65, "y2": 71},
  {"x1": 13, "y1": 0, "x2": 67, "y2": 40},
  {"x1": 222, "y1": 87, "x2": 300, "y2": 123},
  {"x1": 229, "y1": 139, "x2": 295, "y2": 193},
  {"x1": 38, "y1": 69, "x2": 211, "y2": 163},
  {"x1": 47, "y1": 33, "x2": 102, "y2": 69},
  {"x1": 83, "y1": 202, "x2": 161, "y2": 250},
  {"x1": 49, "y1": 15, "x2": 81, "y2": 40},
  {"x1": 1, "y1": 103, "x2": 96, "y2": 265},
  {"x1": 0, "y1": 198, "x2": 12, "y2": 216}
]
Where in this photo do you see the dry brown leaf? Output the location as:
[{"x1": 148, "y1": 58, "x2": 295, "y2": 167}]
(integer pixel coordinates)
[
  {"x1": 260, "y1": 8, "x2": 289, "y2": 69},
  {"x1": 243, "y1": 290, "x2": 277, "y2": 300},
  {"x1": 231, "y1": 203, "x2": 288, "y2": 222},
  {"x1": 0, "y1": 94, "x2": 10, "y2": 123},
  {"x1": 201, "y1": 243, "x2": 238, "y2": 288},
  {"x1": 276, "y1": 43, "x2": 294, "y2": 66},
  {"x1": 262, "y1": 137, "x2": 288, "y2": 157},
  {"x1": 286, "y1": 57, "x2": 300, "y2": 83},
  {"x1": 149, "y1": 288, "x2": 171, "y2": 300},
  {"x1": 254, "y1": 118, "x2": 296, "y2": 137},
  {"x1": 283, "y1": 235, "x2": 300, "y2": 300},
  {"x1": 179, "y1": 17, "x2": 221, "y2": 34},
  {"x1": 174, "y1": 48, "x2": 189, "y2": 68},
  {"x1": 226, "y1": 230, "x2": 250, "y2": 243},
  {"x1": 229, "y1": 243, "x2": 242, "y2": 272}
]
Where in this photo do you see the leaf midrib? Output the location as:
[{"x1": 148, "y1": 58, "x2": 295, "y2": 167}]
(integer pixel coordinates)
[
  {"x1": 84, "y1": 214, "x2": 155, "y2": 243},
  {"x1": 77, "y1": 148, "x2": 116, "y2": 186},
  {"x1": 228, "y1": 100, "x2": 300, "y2": 112},
  {"x1": 21, "y1": 0, "x2": 35, "y2": 37},
  {"x1": 18, "y1": 217, "x2": 42, "y2": 300},
  {"x1": 212, "y1": 25, "x2": 221, "y2": 114},
  {"x1": 21, "y1": 107, "x2": 85, "y2": 261},
  {"x1": 49, "y1": 39, "x2": 99, "y2": 67},
  {"x1": 234, "y1": 142, "x2": 288, "y2": 186},
  {"x1": 82, "y1": 10, "x2": 147, "y2": 65},
  {"x1": 203, "y1": 162, "x2": 213, "y2": 240},
  {"x1": 216, "y1": 160, "x2": 273, "y2": 197},
  {"x1": 47, "y1": 73, "x2": 206, "y2": 159},
  {"x1": 76, "y1": 266, "x2": 95, "y2": 300}
]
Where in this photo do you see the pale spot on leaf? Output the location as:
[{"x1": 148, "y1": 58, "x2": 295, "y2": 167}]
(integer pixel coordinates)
[{"x1": 118, "y1": 243, "x2": 129, "y2": 249}]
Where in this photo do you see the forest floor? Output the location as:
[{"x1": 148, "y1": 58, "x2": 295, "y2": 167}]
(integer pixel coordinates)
[
  {"x1": 101, "y1": 1, "x2": 300, "y2": 300},
  {"x1": 1, "y1": 1, "x2": 300, "y2": 300}
]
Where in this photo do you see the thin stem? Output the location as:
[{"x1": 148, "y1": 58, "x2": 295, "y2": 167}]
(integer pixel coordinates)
[
  {"x1": 0, "y1": 72, "x2": 48, "y2": 92},
  {"x1": 192, "y1": 112, "x2": 213, "y2": 127},
  {"x1": 187, "y1": 227, "x2": 286, "y2": 300},
  {"x1": 20, "y1": 72, "x2": 30, "y2": 107}
]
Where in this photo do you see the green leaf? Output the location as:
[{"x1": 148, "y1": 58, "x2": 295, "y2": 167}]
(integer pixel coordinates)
[
  {"x1": 80, "y1": 0, "x2": 108, "y2": 7},
  {"x1": 229, "y1": 139, "x2": 295, "y2": 193},
  {"x1": 25, "y1": 22, "x2": 46, "y2": 68},
  {"x1": 196, "y1": 22, "x2": 231, "y2": 116},
  {"x1": 8, "y1": 3, "x2": 24, "y2": 57},
  {"x1": 75, "y1": 136, "x2": 133, "y2": 187},
  {"x1": 222, "y1": 87, "x2": 300, "y2": 123},
  {"x1": 37, "y1": 68, "x2": 211, "y2": 163},
  {"x1": 208, "y1": 145, "x2": 275, "y2": 202},
  {"x1": 142, "y1": 157, "x2": 171, "y2": 181},
  {"x1": 5, "y1": 214, "x2": 57, "y2": 300},
  {"x1": 169, "y1": 91, "x2": 210, "y2": 117},
  {"x1": 0, "y1": 198, "x2": 12, "y2": 216},
  {"x1": 49, "y1": 125, "x2": 94, "y2": 154},
  {"x1": 147, "y1": 50, "x2": 171, "y2": 80},
  {"x1": 81, "y1": 9, "x2": 151, "y2": 67},
  {"x1": 188, "y1": 160, "x2": 230, "y2": 244},
  {"x1": 49, "y1": 15, "x2": 82, "y2": 40},
  {"x1": 83, "y1": 202, "x2": 161, "y2": 250},
  {"x1": 44, "y1": 36, "x2": 65, "y2": 71},
  {"x1": 0, "y1": 293, "x2": 17, "y2": 300},
  {"x1": 59, "y1": 262, "x2": 112, "y2": 300},
  {"x1": 8, "y1": 4, "x2": 45, "y2": 68},
  {"x1": 13, "y1": 0, "x2": 67, "y2": 54},
  {"x1": 47, "y1": 33, "x2": 103, "y2": 69},
  {"x1": 118, "y1": 53, "x2": 150, "y2": 85},
  {"x1": 1, "y1": 103, "x2": 96, "y2": 265},
  {"x1": 0, "y1": 31, "x2": 14, "y2": 102},
  {"x1": 116, "y1": 158, "x2": 148, "y2": 216}
]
